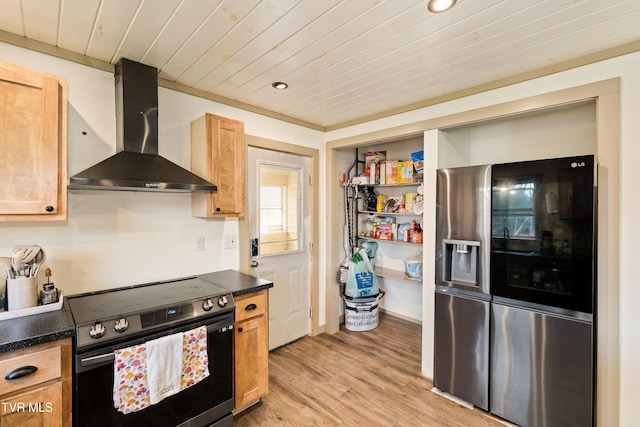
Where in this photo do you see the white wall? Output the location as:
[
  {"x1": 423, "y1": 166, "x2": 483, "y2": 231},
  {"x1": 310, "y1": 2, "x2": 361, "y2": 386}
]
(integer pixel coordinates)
[
  {"x1": 0, "y1": 42, "x2": 324, "y2": 296},
  {"x1": 327, "y1": 51, "x2": 640, "y2": 427},
  {"x1": 437, "y1": 102, "x2": 596, "y2": 167}
]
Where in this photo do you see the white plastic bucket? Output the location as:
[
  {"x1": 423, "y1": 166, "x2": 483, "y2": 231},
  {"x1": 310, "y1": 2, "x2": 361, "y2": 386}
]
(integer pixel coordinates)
[{"x1": 343, "y1": 292, "x2": 384, "y2": 332}]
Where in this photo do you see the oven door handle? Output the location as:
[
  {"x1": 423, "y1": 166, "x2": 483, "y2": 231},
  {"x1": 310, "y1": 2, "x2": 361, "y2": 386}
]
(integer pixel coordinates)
[
  {"x1": 78, "y1": 320, "x2": 231, "y2": 368},
  {"x1": 80, "y1": 353, "x2": 115, "y2": 367}
]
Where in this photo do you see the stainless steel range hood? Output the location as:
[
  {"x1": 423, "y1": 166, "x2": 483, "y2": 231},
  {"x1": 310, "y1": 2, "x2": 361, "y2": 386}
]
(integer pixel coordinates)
[{"x1": 68, "y1": 58, "x2": 217, "y2": 192}]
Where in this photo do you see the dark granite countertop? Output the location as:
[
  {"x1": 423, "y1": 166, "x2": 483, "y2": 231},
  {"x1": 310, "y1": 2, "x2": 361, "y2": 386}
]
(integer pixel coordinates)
[
  {"x1": 0, "y1": 270, "x2": 271, "y2": 354},
  {"x1": 199, "y1": 269, "x2": 273, "y2": 296},
  {"x1": 0, "y1": 306, "x2": 74, "y2": 354}
]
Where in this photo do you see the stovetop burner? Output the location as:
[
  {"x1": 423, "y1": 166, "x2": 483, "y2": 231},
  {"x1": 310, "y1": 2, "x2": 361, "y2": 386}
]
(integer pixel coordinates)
[{"x1": 67, "y1": 276, "x2": 234, "y2": 350}]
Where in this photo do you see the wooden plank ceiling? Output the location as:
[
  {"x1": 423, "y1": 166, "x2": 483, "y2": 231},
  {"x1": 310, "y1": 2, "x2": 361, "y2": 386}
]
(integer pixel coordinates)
[{"x1": 0, "y1": 0, "x2": 639, "y2": 130}]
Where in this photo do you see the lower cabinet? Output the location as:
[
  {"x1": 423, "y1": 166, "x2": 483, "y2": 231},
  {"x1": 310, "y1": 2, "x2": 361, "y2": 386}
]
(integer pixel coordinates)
[
  {"x1": 0, "y1": 338, "x2": 72, "y2": 426},
  {"x1": 233, "y1": 291, "x2": 269, "y2": 411},
  {"x1": 1, "y1": 382, "x2": 62, "y2": 427}
]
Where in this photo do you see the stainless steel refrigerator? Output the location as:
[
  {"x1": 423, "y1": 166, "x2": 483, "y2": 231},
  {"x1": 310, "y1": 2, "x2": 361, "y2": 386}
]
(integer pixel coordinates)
[
  {"x1": 434, "y1": 164, "x2": 492, "y2": 411},
  {"x1": 434, "y1": 157, "x2": 595, "y2": 426}
]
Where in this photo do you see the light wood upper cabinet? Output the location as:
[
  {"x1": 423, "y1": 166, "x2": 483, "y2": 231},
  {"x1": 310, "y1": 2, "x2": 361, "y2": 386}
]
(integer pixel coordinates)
[
  {"x1": 191, "y1": 113, "x2": 245, "y2": 218},
  {"x1": 0, "y1": 62, "x2": 67, "y2": 221}
]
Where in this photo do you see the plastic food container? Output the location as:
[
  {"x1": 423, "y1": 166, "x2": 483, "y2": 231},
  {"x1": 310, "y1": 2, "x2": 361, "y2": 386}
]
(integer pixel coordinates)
[{"x1": 405, "y1": 251, "x2": 423, "y2": 280}]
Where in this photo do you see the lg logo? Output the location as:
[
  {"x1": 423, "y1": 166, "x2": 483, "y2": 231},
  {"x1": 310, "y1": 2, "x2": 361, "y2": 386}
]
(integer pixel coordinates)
[{"x1": 571, "y1": 162, "x2": 586, "y2": 168}]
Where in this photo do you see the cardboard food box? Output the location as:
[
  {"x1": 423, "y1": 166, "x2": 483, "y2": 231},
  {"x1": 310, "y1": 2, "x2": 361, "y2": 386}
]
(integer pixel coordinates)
[
  {"x1": 364, "y1": 151, "x2": 386, "y2": 183},
  {"x1": 398, "y1": 161, "x2": 414, "y2": 183},
  {"x1": 411, "y1": 151, "x2": 424, "y2": 174},
  {"x1": 385, "y1": 160, "x2": 399, "y2": 184}
]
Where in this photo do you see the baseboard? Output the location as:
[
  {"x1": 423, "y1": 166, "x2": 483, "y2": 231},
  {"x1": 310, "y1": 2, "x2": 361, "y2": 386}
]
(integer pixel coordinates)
[{"x1": 379, "y1": 307, "x2": 422, "y2": 325}]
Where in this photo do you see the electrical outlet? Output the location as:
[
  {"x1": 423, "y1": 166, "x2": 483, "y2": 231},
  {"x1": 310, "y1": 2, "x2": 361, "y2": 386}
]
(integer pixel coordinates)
[
  {"x1": 195, "y1": 236, "x2": 205, "y2": 251},
  {"x1": 224, "y1": 234, "x2": 237, "y2": 249}
]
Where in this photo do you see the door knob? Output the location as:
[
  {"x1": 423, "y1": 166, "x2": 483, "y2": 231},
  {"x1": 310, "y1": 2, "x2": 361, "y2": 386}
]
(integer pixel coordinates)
[{"x1": 251, "y1": 260, "x2": 259, "y2": 268}]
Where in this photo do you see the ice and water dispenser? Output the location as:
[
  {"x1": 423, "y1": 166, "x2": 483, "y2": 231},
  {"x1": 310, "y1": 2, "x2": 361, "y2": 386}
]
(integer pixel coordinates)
[{"x1": 442, "y1": 239, "x2": 481, "y2": 288}]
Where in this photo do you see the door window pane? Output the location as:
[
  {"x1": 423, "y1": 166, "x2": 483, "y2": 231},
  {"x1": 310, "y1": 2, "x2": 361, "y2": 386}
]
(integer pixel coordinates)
[
  {"x1": 260, "y1": 186, "x2": 284, "y2": 232},
  {"x1": 258, "y1": 163, "x2": 302, "y2": 255}
]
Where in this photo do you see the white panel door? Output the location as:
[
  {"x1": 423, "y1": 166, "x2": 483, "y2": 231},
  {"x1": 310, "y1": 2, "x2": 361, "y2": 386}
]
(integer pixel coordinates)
[{"x1": 247, "y1": 147, "x2": 311, "y2": 350}]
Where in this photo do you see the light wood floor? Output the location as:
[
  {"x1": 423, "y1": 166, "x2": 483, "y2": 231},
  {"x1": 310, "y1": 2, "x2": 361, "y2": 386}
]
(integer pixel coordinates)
[{"x1": 234, "y1": 313, "x2": 504, "y2": 427}]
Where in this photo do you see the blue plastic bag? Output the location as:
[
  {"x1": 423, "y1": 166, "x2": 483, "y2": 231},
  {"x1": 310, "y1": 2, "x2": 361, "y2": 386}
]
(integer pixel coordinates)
[{"x1": 345, "y1": 249, "x2": 379, "y2": 298}]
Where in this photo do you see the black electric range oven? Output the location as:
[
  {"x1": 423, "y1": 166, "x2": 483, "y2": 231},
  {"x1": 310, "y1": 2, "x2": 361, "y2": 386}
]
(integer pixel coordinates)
[{"x1": 66, "y1": 277, "x2": 235, "y2": 427}]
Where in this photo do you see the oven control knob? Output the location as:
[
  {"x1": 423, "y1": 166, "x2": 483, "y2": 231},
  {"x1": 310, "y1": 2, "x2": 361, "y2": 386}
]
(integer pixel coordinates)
[
  {"x1": 202, "y1": 298, "x2": 214, "y2": 311},
  {"x1": 114, "y1": 317, "x2": 129, "y2": 333},
  {"x1": 89, "y1": 321, "x2": 106, "y2": 339},
  {"x1": 218, "y1": 295, "x2": 228, "y2": 307}
]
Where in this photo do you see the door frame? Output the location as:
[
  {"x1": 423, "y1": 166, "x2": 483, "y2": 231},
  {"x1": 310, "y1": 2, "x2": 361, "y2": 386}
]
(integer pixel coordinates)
[{"x1": 239, "y1": 135, "x2": 321, "y2": 337}]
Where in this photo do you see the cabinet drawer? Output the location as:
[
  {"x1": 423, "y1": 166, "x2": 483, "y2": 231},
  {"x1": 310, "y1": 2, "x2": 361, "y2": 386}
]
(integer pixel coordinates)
[
  {"x1": 235, "y1": 291, "x2": 267, "y2": 323},
  {"x1": 0, "y1": 346, "x2": 61, "y2": 396}
]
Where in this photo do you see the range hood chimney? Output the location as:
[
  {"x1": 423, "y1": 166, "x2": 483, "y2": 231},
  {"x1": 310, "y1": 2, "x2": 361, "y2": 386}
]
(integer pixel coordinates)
[{"x1": 68, "y1": 58, "x2": 217, "y2": 192}]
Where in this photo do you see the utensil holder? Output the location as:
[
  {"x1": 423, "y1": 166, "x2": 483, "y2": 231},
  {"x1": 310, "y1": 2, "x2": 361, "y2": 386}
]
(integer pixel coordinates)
[{"x1": 7, "y1": 277, "x2": 38, "y2": 310}]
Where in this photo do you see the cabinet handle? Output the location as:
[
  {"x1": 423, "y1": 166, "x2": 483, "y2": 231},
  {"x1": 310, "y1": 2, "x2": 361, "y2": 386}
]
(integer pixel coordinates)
[
  {"x1": 245, "y1": 303, "x2": 257, "y2": 311},
  {"x1": 5, "y1": 365, "x2": 38, "y2": 380},
  {"x1": 215, "y1": 207, "x2": 221, "y2": 212},
  {"x1": 45, "y1": 205, "x2": 55, "y2": 212},
  {"x1": 237, "y1": 327, "x2": 243, "y2": 333}
]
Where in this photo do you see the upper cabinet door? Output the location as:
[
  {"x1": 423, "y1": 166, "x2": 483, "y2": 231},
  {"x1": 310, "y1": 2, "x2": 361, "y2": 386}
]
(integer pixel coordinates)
[
  {"x1": 0, "y1": 62, "x2": 67, "y2": 221},
  {"x1": 191, "y1": 113, "x2": 245, "y2": 218}
]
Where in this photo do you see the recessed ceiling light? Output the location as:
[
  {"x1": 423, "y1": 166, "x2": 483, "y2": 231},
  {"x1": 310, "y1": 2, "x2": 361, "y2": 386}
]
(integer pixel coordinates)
[
  {"x1": 428, "y1": 0, "x2": 456, "y2": 13},
  {"x1": 272, "y1": 82, "x2": 288, "y2": 89}
]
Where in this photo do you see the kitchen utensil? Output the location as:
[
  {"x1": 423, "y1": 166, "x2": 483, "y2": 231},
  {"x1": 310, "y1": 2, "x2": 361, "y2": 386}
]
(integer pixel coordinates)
[
  {"x1": 10, "y1": 250, "x2": 25, "y2": 277},
  {"x1": 31, "y1": 248, "x2": 46, "y2": 277},
  {"x1": 17, "y1": 263, "x2": 30, "y2": 277},
  {"x1": 0, "y1": 257, "x2": 13, "y2": 279},
  {"x1": 12, "y1": 245, "x2": 42, "y2": 264}
]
